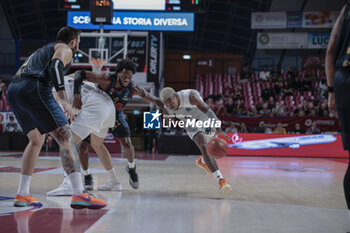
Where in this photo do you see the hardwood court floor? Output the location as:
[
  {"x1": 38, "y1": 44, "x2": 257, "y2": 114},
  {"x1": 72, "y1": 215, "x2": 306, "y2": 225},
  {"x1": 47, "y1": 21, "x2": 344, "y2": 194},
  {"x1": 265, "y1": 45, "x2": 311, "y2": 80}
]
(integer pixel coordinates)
[{"x1": 0, "y1": 152, "x2": 349, "y2": 233}]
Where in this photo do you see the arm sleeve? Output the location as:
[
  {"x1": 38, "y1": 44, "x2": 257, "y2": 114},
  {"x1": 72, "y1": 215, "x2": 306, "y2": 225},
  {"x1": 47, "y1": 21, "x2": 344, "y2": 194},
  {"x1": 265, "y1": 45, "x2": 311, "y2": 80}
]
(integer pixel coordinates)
[
  {"x1": 73, "y1": 70, "x2": 86, "y2": 94},
  {"x1": 50, "y1": 58, "x2": 65, "y2": 91}
]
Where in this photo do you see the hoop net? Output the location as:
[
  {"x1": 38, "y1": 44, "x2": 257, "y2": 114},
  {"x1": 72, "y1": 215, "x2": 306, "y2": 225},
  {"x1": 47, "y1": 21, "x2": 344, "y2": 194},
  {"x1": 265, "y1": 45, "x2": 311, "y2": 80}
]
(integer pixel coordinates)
[{"x1": 89, "y1": 59, "x2": 105, "y2": 73}]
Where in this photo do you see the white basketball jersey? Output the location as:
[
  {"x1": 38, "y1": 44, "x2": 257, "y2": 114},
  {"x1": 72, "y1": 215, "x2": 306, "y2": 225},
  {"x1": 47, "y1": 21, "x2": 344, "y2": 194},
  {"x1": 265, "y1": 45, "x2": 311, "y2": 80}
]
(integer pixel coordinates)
[{"x1": 164, "y1": 89, "x2": 208, "y2": 122}]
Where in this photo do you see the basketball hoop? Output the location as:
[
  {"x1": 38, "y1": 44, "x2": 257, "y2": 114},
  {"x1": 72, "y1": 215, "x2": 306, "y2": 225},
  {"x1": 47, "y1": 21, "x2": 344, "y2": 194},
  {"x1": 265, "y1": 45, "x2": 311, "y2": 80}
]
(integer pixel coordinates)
[{"x1": 89, "y1": 59, "x2": 105, "y2": 73}]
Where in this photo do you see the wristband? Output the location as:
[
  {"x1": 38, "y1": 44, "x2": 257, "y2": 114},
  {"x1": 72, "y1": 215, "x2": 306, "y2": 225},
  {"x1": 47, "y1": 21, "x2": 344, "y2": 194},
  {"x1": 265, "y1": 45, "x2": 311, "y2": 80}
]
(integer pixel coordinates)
[{"x1": 327, "y1": 86, "x2": 334, "y2": 93}]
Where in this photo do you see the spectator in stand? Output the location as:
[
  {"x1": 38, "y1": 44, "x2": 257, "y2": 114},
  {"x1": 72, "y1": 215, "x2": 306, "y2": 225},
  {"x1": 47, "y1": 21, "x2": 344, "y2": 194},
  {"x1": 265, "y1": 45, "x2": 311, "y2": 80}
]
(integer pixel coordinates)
[
  {"x1": 272, "y1": 101, "x2": 284, "y2": 116},
  {"x1": 206, "y1": 97, "x2": 216, "y2": 111},
  {"x1": 225, "y1": 122, "x2": 238, "y2": 133},
  {"x1": 310, "y1": 109, "x2": 317, "y2": 117},
  {"x1": 298, "y1": 110, "x2": 305, "y2": 117},
  {"x1": 0, "y1": 77, "x2": 6, "y2": 97},
  {"x1": 290, "y1": 123, "x2": 305, "y2": 134},
  {"x1": 247, "y1": 106, "x2": 259, "y2": 116},
  {"x1": 232, "y1": 85, "x2": 243, "y2": 101},
  {"x1": 260, "y1": 103, "x2": 271, "y2": 116},
  {"x1": 215, "y1": 101, "x2": 227, "y2": 117},
  {"x1": 267, "y1": 96, "x2": 275, "y2": 110},
  {"x1": 233, "y1": 99, "x2": 245, "y2": 116},
  {"x1": 240, "y1": 65, "x2": 251, "y2": 83},
  {"x1": 288, "y1": 111, "x2": 295, "y2": 117},
  {"x1": 4, "y1": 116, "x2": 20, "y2": 132},
  {"x1": 318, "y1": 79, "x2": 327, "y2": 97},
  {"x1": 239, "y1": 122, "x2": 248, "y2": 133},
  {"x1": 270, "y1": 65, "x2": 281, "y2": 79},
  {"x1": 225, "y1": 97, "x2": 235, "y2": 115},
  {"x1": 274, "y1": 81, "x2": 284, "y2": 96},
  {"x1": 287, "y1": 66, "x2": 298, "y2": 80},
  {"x1": 306, "y1": 122, "x2": 321, "y2": 134},
  {"x1": 223, "y1": 83, "x2": 234, "y2": 97},
  {"x1": 302, "y1": 76, "x2": 313, "y2": 92},
  {"x1": 317, "y1": 101, "x2": 329, "y2": 116},
  {"x1": 256, "y1": 97, "x2": 264, "y2": 112},
  {"x1": 294, "y1": 104, "x2": 303, "y2": 115},
  {"x1": 283, "y1": 81, "x2": 293, "y2": 96},
  {"x1": 273, "y1": 122, "x2": 287, "y2": 134},
  {"x1": 304, "y1": 102, "x2": 315, "y2": 116},
  {"x1": 292, "y1": 76, "x2": 303, "y2": 91},
  {"x1": 261, "y1": 82, "x2": 274, "y2": 101},
  {"x1": 259, "y1": 66, "x2": 270, "y2": 81},
  {"x1": 263, "y1": 123, "x2": 273, "y2": 134}
]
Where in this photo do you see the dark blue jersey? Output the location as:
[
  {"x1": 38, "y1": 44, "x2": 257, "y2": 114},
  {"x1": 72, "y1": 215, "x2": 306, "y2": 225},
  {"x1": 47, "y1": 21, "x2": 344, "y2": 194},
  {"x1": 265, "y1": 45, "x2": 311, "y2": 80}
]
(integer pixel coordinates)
[
  {"x1": 106, "y1": 74, "x2": 135, "y2": 116},
  {"x1": 14, "y1": 41, "x2": 71, "y2": 83},
  {"x1": 334, "y1": 5, "x2": 350, "y2": 68}
]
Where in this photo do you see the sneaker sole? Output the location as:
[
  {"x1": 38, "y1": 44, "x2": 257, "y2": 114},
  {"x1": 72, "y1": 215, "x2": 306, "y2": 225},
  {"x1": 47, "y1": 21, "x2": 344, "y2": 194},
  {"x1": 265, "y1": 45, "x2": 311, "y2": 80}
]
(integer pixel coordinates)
[
  {"x1": 84, "y1": 186, "x2": 94, "y2": 191},
  {"x1": 46, "y1": 191, "x2": 73, "y2": 196},
  {"x1": 71, "y1": 201, "x2": 106, "y2": 210},
  {"x1": 220, "y1": 185, "x2": 232, "y2": 194},
  {"x1": 129, "y1": 180, "x2": 139, "y2": 189},
  {"x1": 97, "y1": 185, "x2": 122, "y2": 191},
  {"x1": 195, "y1": 159, "x2": 211, "y2": 174},
  {"x1": 14, "y1": 202, "x2": 39, "y2": 207}
]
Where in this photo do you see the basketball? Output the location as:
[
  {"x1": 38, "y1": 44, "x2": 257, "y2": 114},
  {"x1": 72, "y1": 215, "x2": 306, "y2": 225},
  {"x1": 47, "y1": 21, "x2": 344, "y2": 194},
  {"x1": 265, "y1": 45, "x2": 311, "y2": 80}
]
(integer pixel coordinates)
[{"x1": 206, "y1": 137, "x2": 228, "y2": 159}]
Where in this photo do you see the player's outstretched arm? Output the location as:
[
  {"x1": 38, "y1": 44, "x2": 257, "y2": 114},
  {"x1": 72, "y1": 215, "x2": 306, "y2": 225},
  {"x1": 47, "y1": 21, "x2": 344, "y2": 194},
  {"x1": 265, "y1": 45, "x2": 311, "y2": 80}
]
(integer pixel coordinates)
[
  {"x1": 189, "y1": 91, "x2": 230, "y2": 140},
  {"x1": 133, "y1": 85, "x2": 164, "y2": 109}
]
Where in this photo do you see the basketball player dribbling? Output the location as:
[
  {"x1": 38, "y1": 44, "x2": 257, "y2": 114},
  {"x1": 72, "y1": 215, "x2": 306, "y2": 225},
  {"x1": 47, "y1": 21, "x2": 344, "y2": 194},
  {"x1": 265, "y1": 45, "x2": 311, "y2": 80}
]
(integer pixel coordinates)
[{"x1": 160, "y1": 87, "x2": 232, "y2": 194}]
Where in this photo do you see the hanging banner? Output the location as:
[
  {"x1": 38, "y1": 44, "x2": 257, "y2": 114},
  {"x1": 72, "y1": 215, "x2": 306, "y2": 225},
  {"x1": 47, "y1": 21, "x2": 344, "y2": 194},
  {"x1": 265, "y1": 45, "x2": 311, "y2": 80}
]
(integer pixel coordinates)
[
  {"x1": 257, "y1": 32, "x2": 330, "y2": 49},
  {"x1": 308, "y1": 32, "x2": 330, "y2": 49},
  {"x1": 257, "y1": 32, "x2": 308, "y2": 49},
  {"x1": 220, "y1": 116, "x2": 340, "y2": 132},
  {"x1": 226, "y1": 133, "x2": 347, "y2": 158},
  {"x1": 251, "y1": 11, "x2": 339, "y2": 29},
  {"x1": 303, "y1": 11, "x2": 338, "y2": 28},
  {"x1": 251, "y1": 12, "x2": 286, "y2": 29},
  {"x1": 67, "y1": 11, "x2": 195, "y2": 31},
  {"x1": 286, "y1": 11, "x2": 302, "y2": 28},
  {"x1": 147, "y1": 31, "x2": 161, "y2": 84}
]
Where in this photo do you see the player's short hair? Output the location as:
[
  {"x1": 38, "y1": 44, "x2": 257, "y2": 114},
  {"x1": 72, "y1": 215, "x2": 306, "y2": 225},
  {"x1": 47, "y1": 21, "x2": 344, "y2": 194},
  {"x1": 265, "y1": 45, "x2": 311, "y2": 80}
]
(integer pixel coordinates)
[
  {"x1": 160, "y1": 87, "x2": 176, "y2": 102},
  {"x1": 56, "y1": 27, "x2": 81, "y2": 44},
  {"x1": 116, "y1": 59, "x2": 136, "y2": 74}
]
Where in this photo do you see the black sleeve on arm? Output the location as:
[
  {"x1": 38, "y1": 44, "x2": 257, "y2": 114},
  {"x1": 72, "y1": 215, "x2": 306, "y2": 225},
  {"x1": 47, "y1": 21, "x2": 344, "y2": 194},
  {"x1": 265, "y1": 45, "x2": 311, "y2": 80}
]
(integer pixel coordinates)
[
  {"x1": 50, "y1": 58, "x2": 65, "y2": 91},
  {"x1": 73, "y1": 70, "x2": 86, "y2": 94}
]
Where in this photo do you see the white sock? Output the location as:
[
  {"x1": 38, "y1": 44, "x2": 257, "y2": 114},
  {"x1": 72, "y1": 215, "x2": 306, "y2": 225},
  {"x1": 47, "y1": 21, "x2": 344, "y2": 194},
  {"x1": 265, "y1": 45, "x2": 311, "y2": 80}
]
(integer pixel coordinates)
[
  {"x1": 68, "y1": 172, "x2": 84, "y2": 195},
  {"x1": 107, "y1": 168, "x2": 118, "y2": 182},
  {"x1": 83, "y1": 169, "x2": 91, "y2": 176},
  {"x1": 348, "y1": 210, "x2": 350, "y2": 223},
  {"x1": 201, "y1": 157, "x2": 206, "y2": 164},
  {"x1": 17, "y1": 174, "x2": 31, "y2": 196},
  {"x1": 128, "y1": 161, "x2": 135, "y2": 169},
  {"x1": 212, "y1": 170, "x2": 224, "y2": 182}
]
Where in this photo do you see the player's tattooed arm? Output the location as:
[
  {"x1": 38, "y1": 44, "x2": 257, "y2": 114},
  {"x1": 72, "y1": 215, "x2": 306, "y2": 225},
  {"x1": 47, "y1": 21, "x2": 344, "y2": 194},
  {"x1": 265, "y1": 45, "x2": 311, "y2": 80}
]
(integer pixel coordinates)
[{"x1": 133, "y1": 85, "x2": 164, "y2": 109}]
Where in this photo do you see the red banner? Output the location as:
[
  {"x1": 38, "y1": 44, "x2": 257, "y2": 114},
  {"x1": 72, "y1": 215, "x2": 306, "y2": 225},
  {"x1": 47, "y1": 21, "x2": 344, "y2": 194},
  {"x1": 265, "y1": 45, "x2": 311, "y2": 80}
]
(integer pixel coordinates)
[
  {"x1": 225, "y1": 133, "x2": 347, "y2": 158},
  {"x1": 220, "y1": 116, "x2": 340, "y2": 132}
]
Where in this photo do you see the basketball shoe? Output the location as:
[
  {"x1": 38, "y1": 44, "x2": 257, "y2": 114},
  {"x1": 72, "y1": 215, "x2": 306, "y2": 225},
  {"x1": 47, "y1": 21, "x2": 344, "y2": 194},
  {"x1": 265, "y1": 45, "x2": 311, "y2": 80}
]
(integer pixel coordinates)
[
  {"x1": 14, "y1": 195, "x2": 40, "y2": 207},
  {"x1": 71, "y1": 193, "x2": 107, "y2": 209},
  {"x1": 195, "y1": 156, "x2": 211, "y2": 173},
  {"x1": 126, "y1": 165, "x2": 139, "y2": 189},
  {"x1": 218, "y1": 178, "x2": 232, "y2": 194},
  {"x1": 47, "y1": 175, "x2": 73, "y2": 196},
  {"x1": 98, "y1": 180, "x2": 122, "y2": 191}
]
